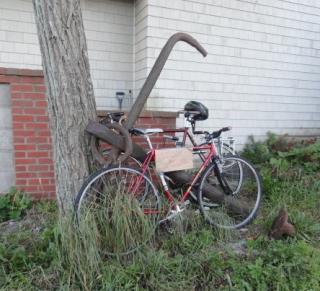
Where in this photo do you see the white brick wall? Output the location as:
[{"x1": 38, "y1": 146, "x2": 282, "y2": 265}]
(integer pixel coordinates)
[
  {"x1": 0, "y1": 0, "x2": 319, "y2": 144},
  {"x1": 0, "y1": 0, "x2": 134, "y2": 110},
  {"x1": 144, "y1": 0, "x2": 320, "y2": 145},
  {"x1": 134, "y1": 0, "x2": 148, "y2": 97}
]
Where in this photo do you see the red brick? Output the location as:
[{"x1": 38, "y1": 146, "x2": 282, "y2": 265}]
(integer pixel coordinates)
[
  {"x1": 12, "y1": 100, "x2": 34, "y2": 107},
  {"x1": 28, "y1": 179, "x2": 43, "y2": 185},
  {"x1": 28, "y1": 165, "x2": 49, "y2": 171},
  {"x1": 50, "y1": 178, "x2": 56, "y2": 184},
  {"x1": 16, "y1": 166, "x2": 27, "y2": 172},
  {"x1": 26, "y1": 137, "x2": 48, "y2": 144},
  {"x1": 35, "y1": 100, "x2": 47, "y2": 107},
  {"x1": 11, "y1": 92, "x2": 24, "y2": 99},
  {"x1": 23, "y1": 108, "x2": 46, "y2": 115},
  {"x1": 40, "y1": 185, "x2": 56, "y2": 192},
  {"x1": 15, "y1": 158, "x2": 37, "y2": 165},
  {"x1": 13, "y1": 115, "x2": 34, "y2": 122},
  {"x1": 35, "y1": 116, "x2": 49, "y2": 122},
  {"x1": 15, "y1": 144, "x2": 36, "y2": 151},
  {"x1": 20, "y1": 76, "x2": 44, "y2": 84},
  {"x1": 37, "y1": 144, "x2": 52, "y2": 150},
  {"x1": 23, "y1": 92, "x2": 45, "y2": 99},
  {"x1": 15, "y1": 152, "x2": 26, "y2": 158},
  {"x1": 25, "y1": 123, "x2": 48, "y2": 130},
  {"x1": 33, "y1": 85, "x2": 46, "y2": 92},
  {"x1": 39, "y1": 178, "x2": 51, "y2": 184},
  {"x1": 12, "y1": 123, "x2": 24, "y2": 129},
  {"x1": 11, "y1": 84, "x2": 34, "y2": 92},
  {"x1": 13, "y1": 137, "x2": 25, "y2": 143},
  {"x1": 12, "y1": 108, "x2": 24, "y2": 115},
  {"x1": 37, "y1": 130, "x2": 51, "y2": 137},
  {"x1": 14, "y1": 130, "x2": 36, "y2": 137},
  {"x1": 38, "y1": 158, "x2": 53, "y2": 164},
  {"x1": 38, "y1": 171, "x2": 55, "y2": 178},
  {"x1": 27, "y1": 151, "x2": 48, "y2": 158},
  {"x1": 16, "y1": 179, "x2": 27, "y2": 185},
  {"x1": 0, "y1": 75, "x2": 11, "y2": 83},
  {"x1": 16, "y1": 172, "x2": 37, "y2": 179}
]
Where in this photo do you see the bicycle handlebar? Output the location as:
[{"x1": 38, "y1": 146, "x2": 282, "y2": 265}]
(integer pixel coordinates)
[{"x1": 206, "y1": 126, "x2": 232, "y2": 141}]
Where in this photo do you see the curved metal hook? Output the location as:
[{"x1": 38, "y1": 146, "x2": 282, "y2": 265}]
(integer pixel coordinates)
[{"x1": 125, "y1": 32, "x2": 207, "y2": 129}]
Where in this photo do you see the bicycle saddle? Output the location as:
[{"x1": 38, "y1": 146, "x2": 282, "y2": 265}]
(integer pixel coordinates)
[
  {"x1": 108, "y1": 111, "x2": 125, "y2": 122},
  {"x1": 130, "y1": 128, "x2": 164, "y2": 136}
]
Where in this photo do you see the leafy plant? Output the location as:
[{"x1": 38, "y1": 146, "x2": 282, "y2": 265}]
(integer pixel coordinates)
[{"x1": 0, "y1": 187, "x2": 32, "y2": 222}]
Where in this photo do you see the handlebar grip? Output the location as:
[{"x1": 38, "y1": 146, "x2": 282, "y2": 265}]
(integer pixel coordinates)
[{"x1": 221, "y1": 126, "x2": 232, "y2": 132}]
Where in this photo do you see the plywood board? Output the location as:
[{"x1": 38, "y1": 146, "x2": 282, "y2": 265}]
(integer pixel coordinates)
[{"x1": 155, "y1": 148, "x2": 193, "y2": 172}]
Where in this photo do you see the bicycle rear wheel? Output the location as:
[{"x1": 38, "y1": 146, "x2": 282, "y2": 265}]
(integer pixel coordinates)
[
  {"x1": 197, "y1": 157, "x2": 262, "y2": 229},
  {"x1": 75, "y1": 166, "x2": 161, "y2": 255}
]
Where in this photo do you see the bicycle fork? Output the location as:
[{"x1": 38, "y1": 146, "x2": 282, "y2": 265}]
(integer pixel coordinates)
[{"x1": 212, "y1": 159, "x2": 233, "y2": 195}]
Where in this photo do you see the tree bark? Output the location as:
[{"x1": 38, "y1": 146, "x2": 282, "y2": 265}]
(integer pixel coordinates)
[{"x1": 33, "y1": 0, "x2": 96, "y2": 210}]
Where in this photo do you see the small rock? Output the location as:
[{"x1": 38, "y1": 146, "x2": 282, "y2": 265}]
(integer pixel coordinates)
[{"x1": 228, "y1": 239, "x2": 247, "y2": 256}]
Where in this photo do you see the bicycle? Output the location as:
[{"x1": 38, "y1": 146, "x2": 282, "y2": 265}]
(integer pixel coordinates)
[
  {"x1": 76, "y1": 125, "x2": 262, "y2": 255},
  {"x1": 99, "y1": 101, "x2": 237, "y2": 168}
]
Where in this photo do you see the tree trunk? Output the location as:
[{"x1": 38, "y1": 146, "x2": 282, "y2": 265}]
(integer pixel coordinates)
[{"x1": 33, "y1": 0, "x2": 96, "y2": 210}]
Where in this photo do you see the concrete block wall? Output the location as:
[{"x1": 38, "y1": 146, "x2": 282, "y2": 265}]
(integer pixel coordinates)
[
  {"x1": 0, "y1": 84, "x2": 15, "y2": 193},
  {"x1": 144, "y1": 0, "x2": 320, "y2": 146}
]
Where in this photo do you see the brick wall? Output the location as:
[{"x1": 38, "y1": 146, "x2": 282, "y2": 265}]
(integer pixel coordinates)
[
  {"x1": 1, "y1": 67, "x2": 177, "y2": 199},
  {"x1": 0, "y1": 67, "x2": 55, "y2": 199}
]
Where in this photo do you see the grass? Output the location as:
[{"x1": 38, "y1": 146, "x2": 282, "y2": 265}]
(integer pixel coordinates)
[{"x1": 1, "y1": 134, "x2": 320, "y2": 290}]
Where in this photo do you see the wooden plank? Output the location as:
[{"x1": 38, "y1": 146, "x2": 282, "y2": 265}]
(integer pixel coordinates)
[{"x1": 155, "y1": 148, "x2": 193, "y2": 172}]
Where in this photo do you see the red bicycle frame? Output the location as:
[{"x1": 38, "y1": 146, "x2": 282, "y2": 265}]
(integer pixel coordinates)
[
  {"x1": 163, "y1": 127, "x2": 197, "y2": 147},
  {"x1": 139, "y1": 140, "x2": 218, "y2": 212}
]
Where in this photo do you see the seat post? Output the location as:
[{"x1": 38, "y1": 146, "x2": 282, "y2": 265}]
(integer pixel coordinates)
[{"x1": 144, "y1": 134, "x2": 153, "y2": 149}]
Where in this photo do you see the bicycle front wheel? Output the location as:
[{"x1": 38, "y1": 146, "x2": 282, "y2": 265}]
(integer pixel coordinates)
[
  {"x1": 197, "y1": 157, "x2": 262, "y2": 229},
  {"x1": 75, "y1": 166, "x2": 161, "y2": 255}
]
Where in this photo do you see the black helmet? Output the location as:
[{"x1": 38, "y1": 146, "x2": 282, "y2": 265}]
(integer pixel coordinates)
[{"x1": 184, "y1": 101, "x2": 209, "y2": 121}]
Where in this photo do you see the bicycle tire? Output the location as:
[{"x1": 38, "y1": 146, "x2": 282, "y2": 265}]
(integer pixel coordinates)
[
  {"x1": 197, "y1": 156, "x2": 262, "y2": 229},
  {"x1": 75, "y1": 166, "x2": 161, "y2": 255}
]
